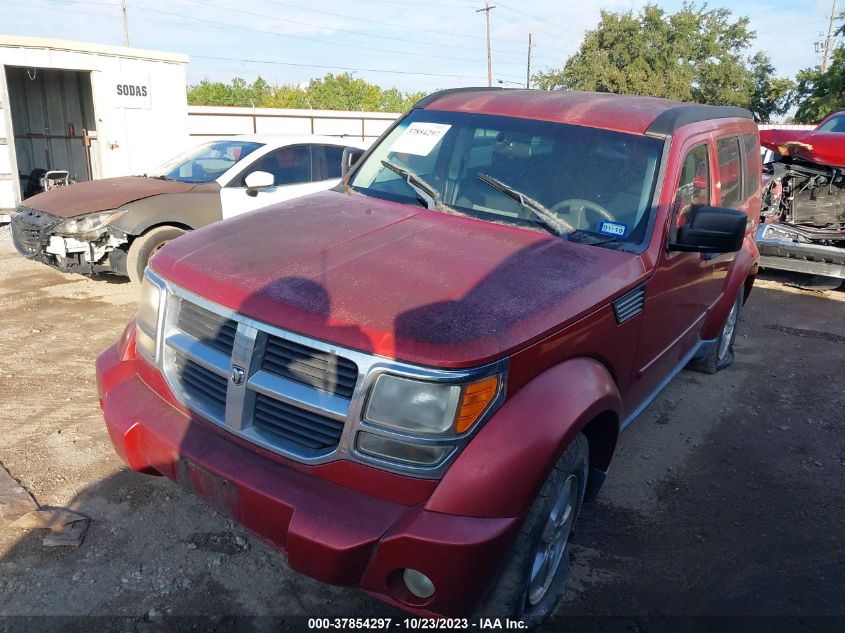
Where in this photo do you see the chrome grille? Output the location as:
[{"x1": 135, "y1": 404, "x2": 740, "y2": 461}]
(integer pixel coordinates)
[
  {"x1": 149, "y1": 270, "x2": 508, "y2": 478},
  {"x1": 253, "y1": 393, "x2": 345, "y2": 453},
  {"x1": 177, "y1": 301, "x2": 237, "y2": 356},
  {"x1": 262, "y1": 335, "x2": 358, "y2": 399},
  {"x1": 172, "y1": 352, "x2": 228, "y2": 420},
  {"x1": 10, "y1": 208, "x2": 59, "y2": 258},
  {"x1": 163, "y1": 293, "x2": 358, "y2": 459}
]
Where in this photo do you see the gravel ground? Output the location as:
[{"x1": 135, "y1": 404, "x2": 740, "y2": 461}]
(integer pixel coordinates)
[{"x1": 0, "y1": 223, "x2": 843, "y2": 632}]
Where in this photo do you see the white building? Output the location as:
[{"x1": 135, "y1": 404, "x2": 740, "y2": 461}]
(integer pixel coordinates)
[{"x1": 0, "y1": 36, "x2": 190, "y2": 214}]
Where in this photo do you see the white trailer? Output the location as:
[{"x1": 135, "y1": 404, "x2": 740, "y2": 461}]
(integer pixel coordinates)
[{"x1": 0, "y1": 36, "x2": 190, "y2": 218}]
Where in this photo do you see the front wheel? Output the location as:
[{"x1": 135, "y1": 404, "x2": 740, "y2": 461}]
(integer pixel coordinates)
[
  {"x1": 476, "y1": 433, "x2": 588, "y2": 629},
  {"x1": 125, "y1": 226, "x2": 186, "y2": 285},
  {"x1": 689, "y1": 288, "x2": 743, "y2": 374}
]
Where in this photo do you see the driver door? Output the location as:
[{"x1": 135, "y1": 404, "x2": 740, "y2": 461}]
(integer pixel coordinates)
[
  {"x1": 220, "y1": 144, "x2": 322, "y2": 218},
  {"x1": 626, "y1": 138, "x2": 717, "y2": 411}
]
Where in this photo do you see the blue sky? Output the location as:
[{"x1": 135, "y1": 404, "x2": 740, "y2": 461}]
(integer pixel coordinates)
[{"x1": 3, "y1": 0, "x2": 839, "y2": 93}]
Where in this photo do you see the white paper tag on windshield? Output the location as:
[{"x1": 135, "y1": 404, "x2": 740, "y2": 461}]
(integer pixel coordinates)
[{"x1": 390, "y1": 122, "x2": 452, "y2": 156}]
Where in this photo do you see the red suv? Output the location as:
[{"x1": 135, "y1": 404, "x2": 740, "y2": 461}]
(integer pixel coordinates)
[{"x1": 96, "y1": 89, "x2": 760, "y2": 627}]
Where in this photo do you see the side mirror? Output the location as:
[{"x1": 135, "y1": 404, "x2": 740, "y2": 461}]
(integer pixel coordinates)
[
  {"x1": 244, "y1": 170, "x2": 274, "y2": 196},
  {"x1": 669, "y1": 206, "x2": 747, "y2": 254},
  {"x1": 341, "y1": 147, "x2": 366, "y2": 178}
]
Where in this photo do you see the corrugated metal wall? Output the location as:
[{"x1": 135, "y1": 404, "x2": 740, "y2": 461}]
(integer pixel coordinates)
[{"x1": 6, "y1": 66, "x2": 95, "y2": 191}]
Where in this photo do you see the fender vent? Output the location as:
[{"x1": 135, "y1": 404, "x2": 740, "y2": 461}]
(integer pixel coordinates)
[{"x1": 612, "y1": 285, "x2": 646, "y2": 324}]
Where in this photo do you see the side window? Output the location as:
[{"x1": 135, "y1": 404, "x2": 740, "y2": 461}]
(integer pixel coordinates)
[
  {"x1": 742, "y1": 132, "x2": 760, "y2": 198},
  {"x1": 670, "y1": 144, "x2": 710, "y2": 241},
  {"x1": 240, "y1": 145, "x2": 312, "y2": 186},
  {"x1": 716, "y1": 136, "x2": 742, "y2": 208},
  {"x1": 323, "y1": 145, "x2": 346, "y2": 180}
]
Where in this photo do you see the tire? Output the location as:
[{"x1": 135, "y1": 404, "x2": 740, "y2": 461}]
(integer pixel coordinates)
[
  {"x1": 126, "y1": 226, "x2": 186, "y2": 285},
  {"x1": 688, "y1": 288, "x2": 743, "y2": 375},
  {"x1": 476, "y1": 433, "x2": 589, "y2": 630}
]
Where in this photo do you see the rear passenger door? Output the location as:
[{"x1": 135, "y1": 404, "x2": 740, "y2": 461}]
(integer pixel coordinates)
[{"x1": 700, "y1": 134, "x2": 756, "y2": 305}]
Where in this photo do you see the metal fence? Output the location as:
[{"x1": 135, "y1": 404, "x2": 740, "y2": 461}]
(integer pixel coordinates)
[
  {"x1": 758, "y1": 124, "x2": 815, "y2": 131},
  {"x1": 187, "y1": 106, "x2": 400, "y2": 141}
]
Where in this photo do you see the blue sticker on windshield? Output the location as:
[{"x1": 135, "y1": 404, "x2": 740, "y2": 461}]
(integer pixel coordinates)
[{"x1": 599, "y1": 221, "x2": 627, "y2": 237}]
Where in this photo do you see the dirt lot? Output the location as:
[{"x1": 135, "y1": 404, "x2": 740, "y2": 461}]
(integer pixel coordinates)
[{"x1": 0, "y1": 223, "x2": 843, "y2": 632}]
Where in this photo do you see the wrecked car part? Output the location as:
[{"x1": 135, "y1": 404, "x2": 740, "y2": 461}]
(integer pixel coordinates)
[
  {"x1": 759, "y1": 156, "x2": 845, "y2": 278},
  {"x1": 11, "y1": 206, "x2": 130, "y2": 275}
]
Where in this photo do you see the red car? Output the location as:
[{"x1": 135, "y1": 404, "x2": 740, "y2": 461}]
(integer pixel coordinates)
[
  {"x1": 96, "y1": 89, "x2": 760, "y2": 627},
  {"x1": 757, "y1": 113, "x2": 845, "y2": 283}
]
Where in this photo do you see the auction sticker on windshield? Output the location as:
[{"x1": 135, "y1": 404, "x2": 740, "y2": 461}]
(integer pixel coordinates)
[{"x1": 390, "y1": 122, "x2": 452, "y2": 156}]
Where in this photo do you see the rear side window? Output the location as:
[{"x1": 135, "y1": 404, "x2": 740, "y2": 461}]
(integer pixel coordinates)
[
  {"x1": 717, "y1": 136, "x2": 742, "y2": 208},
  {"x1": 742, "y1": 132, "x2": 760, "y2": 198},
  {"x1": 670, "y1": 144, "x2": 710, "y2": 241},
  {"x1": 323, "y1": 145, "x2": 346, "y2": 180}
]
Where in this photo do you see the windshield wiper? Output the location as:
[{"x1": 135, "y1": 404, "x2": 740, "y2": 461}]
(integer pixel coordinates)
[
  {"x1": 381, "y1": 160, "x2": 444, "y2": 210},
  {"x1": 565, "y1": 229, "x2": 624, "y2": 248},
  {"x1": 477, "y1": 173, "x2": 574, "y2": 236}
]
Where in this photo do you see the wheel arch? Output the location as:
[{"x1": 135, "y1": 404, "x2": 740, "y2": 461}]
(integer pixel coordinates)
[
  {"x1": 131, "y1": 220, "x2": 194, "y2": 239},
  {"x1": 425, "y1": 357, "x2": 622, "y2": 518},
  {"x1": 700, "y1": 243, "x2": 757, "y2": 339}
]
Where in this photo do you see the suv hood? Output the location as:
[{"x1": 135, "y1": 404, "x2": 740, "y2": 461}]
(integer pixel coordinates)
[
  {"x1": 152, "y1": 191, "x2": 647, "y2": 367},
  {"x1": 23, "y1": 176, "x2": 211, "y2": 218}
]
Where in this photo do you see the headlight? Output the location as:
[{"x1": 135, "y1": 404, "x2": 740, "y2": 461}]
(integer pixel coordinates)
[
  {"x1": 363, "y1": 374, "x2": 500, "y2": 436},
  {"x1": 136, "y1": 273, "x2": 163, "y2": 361},
  {"x1": 55, "y1": 210, "x2": 127, "y2": 236}
]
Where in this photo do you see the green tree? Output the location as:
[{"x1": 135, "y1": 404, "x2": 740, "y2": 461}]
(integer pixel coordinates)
[
  {"x1": 535, "y1": 2, "x2": 792, "y2": 122},
  {"x1": 187, "y1": 73, "x2": 423, "y2": 112},
  {"x1": 792, "y1": 47, "x2": 845, "y2": 123},
  {"x1": 187, "y1": 76, "x2": 275, "y2": 107}
]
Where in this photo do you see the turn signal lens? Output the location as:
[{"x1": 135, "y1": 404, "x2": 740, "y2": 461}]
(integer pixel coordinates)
[{"x1": 456, "y1": 376, "x2": 499, "y2": 433}]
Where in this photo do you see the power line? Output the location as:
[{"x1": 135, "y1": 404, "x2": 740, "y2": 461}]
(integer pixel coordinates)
[
  {"x1": 133, "y1": 5, "x2": 527, "y2": 81},
  {"x1": 258, "y1": 0, "x2": 526, "y2": 53},
  {"x1": 495, "y1": 2, "x2": 583, "y2": 46},
  {"x1": 6, "y1": 0, "x2": 526, "y2": 82},
  {"x1": 191, "y1": 54, "x2": 496, "y2": 80},
  {"x1": 169, "y1": 0, "x2": 528, "y2": 67}
]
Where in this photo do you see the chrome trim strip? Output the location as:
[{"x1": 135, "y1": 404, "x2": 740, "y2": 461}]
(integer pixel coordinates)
[
  {"x1": 622, "y1": 338, "x2": 712, "y2": 430},
  {"x1": 144, "y1": 268, "x2": 509, "y2": 478},
  {"x1": 248, "y1": 370, "x2": 349, "y2": 421},
  {"x1": 225, "y1": 323, "x2": 260, "y2": 432},
  {"x1": 166, "y1": 331, "x2": 230, "y2": 377}
]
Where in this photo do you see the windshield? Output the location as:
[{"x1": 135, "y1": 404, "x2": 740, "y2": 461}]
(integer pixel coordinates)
[
  {"x1": 350, "y1": 110, "x2": 663, "y2": 245},
  {"x1": 151, "y1": 140, "x2": 263, "y2": 183}
]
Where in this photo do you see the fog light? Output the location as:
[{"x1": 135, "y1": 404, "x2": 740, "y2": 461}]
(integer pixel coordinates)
[
  {"x1": 357, "y1": 432, "x2": 451, "y2": 466},
  {"x1": 403, "y1": 568, "x2": 435, "y2": 599}
]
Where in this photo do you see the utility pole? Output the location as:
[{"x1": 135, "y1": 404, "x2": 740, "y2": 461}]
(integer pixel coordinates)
[
  {"x1": 120, "y1": 0, "x2": 129, "y2": 46},
  {"x1": 476, "y1": 2, "x2": 495, "y2": 87},
  {"x1": 526, "y1": 33, "x2": 532, "y2": 89},
  {"x1": 822, "y1": 0, "x2": 838, "y2": 71}
]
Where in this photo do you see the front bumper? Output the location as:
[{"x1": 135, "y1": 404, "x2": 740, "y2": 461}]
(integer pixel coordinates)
[
  {"x1": 10, "y1": 208, "x2": 128, "y2": 275},
  {"x1": 95, "y1": 342, "x2": 519, "y2": 617},
  {"x1": 756, "y1": 223, "x2": 845, "y2": 279}
]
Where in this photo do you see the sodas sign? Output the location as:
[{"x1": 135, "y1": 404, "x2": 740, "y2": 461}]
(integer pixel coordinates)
[{"x1": 111, "y1": 74, "x2": 151, "y2": 109}]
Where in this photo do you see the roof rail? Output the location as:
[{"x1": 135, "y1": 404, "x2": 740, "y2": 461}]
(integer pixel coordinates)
[
  {"x1": 647, "y1": 104, "x2": 754, "y2": 137},
  {"x1": 412, "y1": 87, "x2": 505, "y2": 110}
]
